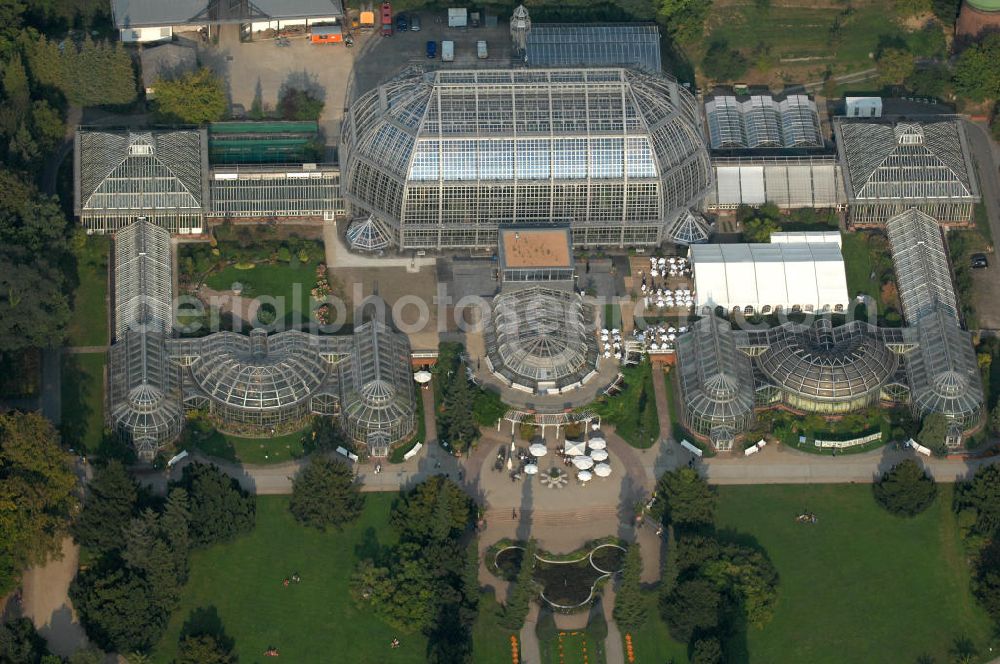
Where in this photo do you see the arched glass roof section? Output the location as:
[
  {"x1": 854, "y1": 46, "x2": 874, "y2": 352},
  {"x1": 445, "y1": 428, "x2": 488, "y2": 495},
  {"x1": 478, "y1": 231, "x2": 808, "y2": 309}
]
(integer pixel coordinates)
[
  {"x1": 906, "y1": 309, "x2": 983, "y2": 427},
  {"x1": 484, "y1": 286, "x2": 600, "y2": 393},
  {"x1": 342, "y1": 67, "x2": 711, "y2": 249},
  {"x1": 754, "y1": 320, "x2": 897, "y2": 402}
]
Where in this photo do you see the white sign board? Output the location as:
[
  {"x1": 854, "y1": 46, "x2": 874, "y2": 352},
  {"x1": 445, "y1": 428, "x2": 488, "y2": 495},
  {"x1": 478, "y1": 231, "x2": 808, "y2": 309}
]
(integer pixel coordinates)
[{"x1": 448, "y1": 8, "x2": 467, "y2": 27}]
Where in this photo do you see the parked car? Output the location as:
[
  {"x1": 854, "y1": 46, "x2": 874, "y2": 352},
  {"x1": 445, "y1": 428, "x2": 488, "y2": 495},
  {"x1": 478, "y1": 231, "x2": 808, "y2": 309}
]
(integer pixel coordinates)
[
  {"x1": 395, "y1": 14, "x2": 408, "y2": 31},
  {"x1": 442, "y1": 39, "x2": 454, "y2": 62},
  {"x1": 425, "y1": 40, "x2": 436, "y2": 58},
  {"x1": 409, "y1": 14, "x2": 421, "y2": 31},
  {"x1": 477, "y1": 40, "x2": 487, "y2": 59},
  {"x1": 971, "y1": 253, "x2": 989, "y2": 269}
]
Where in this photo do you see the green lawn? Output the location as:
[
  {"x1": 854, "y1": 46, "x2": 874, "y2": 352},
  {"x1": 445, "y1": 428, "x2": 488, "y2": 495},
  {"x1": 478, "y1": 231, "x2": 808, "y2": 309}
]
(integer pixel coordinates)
[
  {"x1": 60, "y1": 352, "x2": 106, "y2": 452},
  {"x1": 186, "y1": 427, "x2": 306, "y2": 465},
  {"x1": 592, "y1": 361, "x2": 660, "y2": 449},
  {"x1": 840, "y1": 231, "x2": 880, "y2": 316},
  {"x1": 715, "y1": 484, "x2": 995, "y2": 664},
  {"x1": 204, "y1": 263, "x2": 318, "y2": 326},
  {"x1": 622, "y1": 593, "x2": 689, "y2": 664},
  {"x1": 541, "y1": 630, "x2": 606, "y2": 664},
  {"x1": 68, "y1": 237, "x2": 109, "y2": 347},
  {"x1": 153, "y1": 494, "x2": 428, "y2": 664},
  {"x1": 471, "y1": 591, "x2": 518, "y2": 664}
]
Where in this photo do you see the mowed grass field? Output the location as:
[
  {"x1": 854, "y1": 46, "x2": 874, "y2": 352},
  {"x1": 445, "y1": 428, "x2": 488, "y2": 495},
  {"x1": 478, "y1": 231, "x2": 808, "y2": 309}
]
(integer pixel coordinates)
[
  {"x1": 714, "y1": 484, "x2": 994, "y2": 664},
  {"x1": 153, "y1": 494, "x2": 428, "y2": 664},
  {"x1": 60, "y1": 352, "x2": 106, "y2": 452},
  {"x1": 204, "y1": 263, "x2": 317, "y2": 325},
  {"x1": 67, "y1": 236, "x2": 109, "y2": 347}
]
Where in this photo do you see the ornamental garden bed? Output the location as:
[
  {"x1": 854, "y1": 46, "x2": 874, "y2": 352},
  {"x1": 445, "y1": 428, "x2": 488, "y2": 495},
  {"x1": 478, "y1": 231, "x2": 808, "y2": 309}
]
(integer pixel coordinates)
[{"x1": 491, "y1": 540, "x2": 627, "y2": 610}]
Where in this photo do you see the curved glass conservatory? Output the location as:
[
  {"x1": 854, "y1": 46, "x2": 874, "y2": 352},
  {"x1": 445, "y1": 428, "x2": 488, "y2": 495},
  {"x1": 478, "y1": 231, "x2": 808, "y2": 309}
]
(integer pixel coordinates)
[
  {"x1": 342, "y1": 67, "x2": 711, "y2": 250},
  {"x1": 753, "y1": 320, "x2": 899, "y2": 413},
  {"x1": 484, "y1": 286, "x2": 600, "y2": 394},
  {"x1": 675, "y1": 315, "x2": 756, "y2": 449}
]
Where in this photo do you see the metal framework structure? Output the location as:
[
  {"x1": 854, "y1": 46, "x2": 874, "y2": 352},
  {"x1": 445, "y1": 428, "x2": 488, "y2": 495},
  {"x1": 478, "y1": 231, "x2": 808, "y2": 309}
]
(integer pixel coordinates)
[
  {"x1": 664, "y1": 209, "x2": 711, "y2": 245},
  {"x1": 884, "y1": 208, "x2": 959, "y2": 323},
  {"x1": 167, "y1": 330, "x2": 350, "y2": 435},
  {"x1": 905, "y1": 310, "x2": 983, "y2": 431},
  {"x1": 484, "y1": 286, "x2": 600, "y2": 394},
  {"x1": 342, "y1": 67, "x2": 711, "y2": 250},
  {"x1": 738, "y1": 320, "x2": 902, "y2": 414},
  {"x1": 524, "y1": 24, "x2": 662, "y2": 73},
  {"x1": 208, "y1": 165, "x2": 345, "y2": 218},
  {"x1": 705, "y1": 155, "x2": 845, "y2": 209},
  {"x1": 835, "y1": 120, "x2": 980, "y2": 225},
  {"x1": 346, "y1": 214, "x2": 393, "y2": 252},
  {"x1": 705, "y1": 94, "x2": 822, "y2": 150},
  {"x1": 340, "y1": 320, "x2": 416, "y2": 457},
  {"x1": 76, "y1": 129, "x2": 208, "y2": 233},
  {"x1": 107, "y1": 220, "x2": 184, "y2": 459},
  {"x1": 674, "y1": 315, "x2": 755, "y2": 449}
]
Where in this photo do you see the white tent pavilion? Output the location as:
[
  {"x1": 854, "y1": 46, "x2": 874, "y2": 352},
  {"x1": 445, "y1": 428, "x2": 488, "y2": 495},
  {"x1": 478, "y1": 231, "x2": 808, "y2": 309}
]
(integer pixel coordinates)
[
  {"x1": 524, "y1": 464, "x2": 539, "y2": 475},
  {"x1": 573, "y1": 456, "x2": 595, "y2": 470},
  {"x1": 529, "y1": 443, "x2": 548, "y2": 457},
  {"x1": 564, "y1": 440, "x2": 587, "y2": 456},
  {"x1": 594, "y1": 463, "x2": 612, "y2": 477},
  {"x1": 588, "y1": 437, "x2": 607, "y2": 450},
  {"x1": 591, "y1": 423, "x2": 601, "y2": 431},
  {"x1": 413, "y1": 370, "x2": 432, "y2": 384},
  {"x1": 577, "y1": 470, "x2": 593, "y2": 482},
  {"x1": 589, "y1": 449, "x2": 609, "y2": 462}
]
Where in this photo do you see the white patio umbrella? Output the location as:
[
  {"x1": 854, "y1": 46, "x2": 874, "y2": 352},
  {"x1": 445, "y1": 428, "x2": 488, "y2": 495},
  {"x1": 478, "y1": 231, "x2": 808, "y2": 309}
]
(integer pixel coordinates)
[
  {"x1": 594, "y1": 463, "x2": 612, "y2": 477},
  {"x1": 413, "y1": 370, "x2": 432, "y2": 384},
  {"x1": 573, "y1": 456, "x2": 595, "y2": 470},
  {"x1": 529, "y1": 443, "x2": 548, "y2": 457},
  {"x1": 511, "y1": 441, "x2": 516, "y2": 451},
  {"x1": 506, "y1": 457, "x2": 513, "y2": 470},
  {"x1": 591, "y1": 423, "x2": 601, "y2": 431},
  {"x1": 589, "y1": 449, "x2": 609, "y2": 462},
  {"x1": 524, "y1": 464, "x2": 539, "y2": 475},
  {"x1": 563, "y1": 439, "x2": 587, "y2": 456},
  {"x1": 588, "y1": 437, "x2": 607, "y2": 450},
  {"x1": 577, "y1": 470, "x2": 593, "y2": 482}
]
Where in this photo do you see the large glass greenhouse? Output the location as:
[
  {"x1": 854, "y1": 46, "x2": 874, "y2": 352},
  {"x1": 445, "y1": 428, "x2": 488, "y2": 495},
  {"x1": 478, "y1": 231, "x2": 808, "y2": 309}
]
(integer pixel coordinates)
[
  {"x1": 742, "y1": 320, "x2": 902, "y2": 414},
  {"x1": 675, "y1": 315, "x2": 755, "y2": 450},
  {"x1": 835, "y1": 120, "x2": 980, "y2": 225},
  {"x1": 484, "y1": 286, "x2": 600, "y2": 394},
  {"x1": 905, "y1": 310, "x2": 983, "y2": 431},
  {"x1": 341, "y1": 67, "x2": 711, "y2": 250},
  {"x1": 107, "y1": 220, "x2": 184, "y2": 459},
  {"x1": 884, "y1": 208, "x2": 959, "y2": 324}
]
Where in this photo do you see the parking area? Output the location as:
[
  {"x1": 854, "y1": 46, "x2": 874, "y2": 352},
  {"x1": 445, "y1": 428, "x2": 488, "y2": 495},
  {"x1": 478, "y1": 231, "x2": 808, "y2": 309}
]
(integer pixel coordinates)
[{"x1": 351, "y1": 18, "x2": 515, "y2": 100}]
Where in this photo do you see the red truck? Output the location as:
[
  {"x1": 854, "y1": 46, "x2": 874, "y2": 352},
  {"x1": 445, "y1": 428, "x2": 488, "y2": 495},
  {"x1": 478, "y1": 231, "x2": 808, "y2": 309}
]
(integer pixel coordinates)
[{"x1": 380, "y1": 2, "x2": 392, "y2": 36}]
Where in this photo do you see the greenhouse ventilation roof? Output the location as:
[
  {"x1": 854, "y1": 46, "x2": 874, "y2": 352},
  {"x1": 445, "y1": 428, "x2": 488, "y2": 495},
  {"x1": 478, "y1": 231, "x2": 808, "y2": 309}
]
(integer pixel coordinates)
[
  {"x1": 884, "y1": 208, "x2": 958, "y2": 324},
  {"x1": 836, "y1": 120, "x2": 978, "y2": 202},
  {"x1": 524, "y1": 24, "x2": 662, "y2": 72}
]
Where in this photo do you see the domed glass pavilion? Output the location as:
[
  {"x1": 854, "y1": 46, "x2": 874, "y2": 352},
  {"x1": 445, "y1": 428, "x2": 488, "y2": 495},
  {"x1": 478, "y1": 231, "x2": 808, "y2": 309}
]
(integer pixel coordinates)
[
  {"x1": 484, "y1": 286, "x2": 600, "y2": 394},
  {"x1": 752, "y1": 320, "x2": 900, "y2": 413},
  {"x1": 342, "y1": 67, "x2": 711, "y2": 250}
]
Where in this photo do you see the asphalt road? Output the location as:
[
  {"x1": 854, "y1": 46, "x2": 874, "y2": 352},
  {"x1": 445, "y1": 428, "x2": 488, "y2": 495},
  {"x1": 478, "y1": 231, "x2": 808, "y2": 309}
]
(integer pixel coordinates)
[{"x1": 964, "y1": 119, "x2": 1000, "y2": 253}]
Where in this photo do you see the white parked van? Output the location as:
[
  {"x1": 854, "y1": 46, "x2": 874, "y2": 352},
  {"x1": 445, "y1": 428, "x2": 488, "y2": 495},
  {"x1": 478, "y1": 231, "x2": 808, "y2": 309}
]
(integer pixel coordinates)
[
  {"x1": 442, "y1": 40, "x2": 454, "y2": 62},
  {"x1": 477, "y1": 40, "x2": 487, "y2": 59}
]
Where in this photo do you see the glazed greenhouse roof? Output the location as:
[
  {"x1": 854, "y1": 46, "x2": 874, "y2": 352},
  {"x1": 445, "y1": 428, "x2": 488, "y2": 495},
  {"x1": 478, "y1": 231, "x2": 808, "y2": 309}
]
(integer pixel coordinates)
[
  {"x1": 884, "y1": 208, "x2": 959, "y2": 324},
  {"x1": 524, "y1": 24, "x2": 662, "y2": 73}
]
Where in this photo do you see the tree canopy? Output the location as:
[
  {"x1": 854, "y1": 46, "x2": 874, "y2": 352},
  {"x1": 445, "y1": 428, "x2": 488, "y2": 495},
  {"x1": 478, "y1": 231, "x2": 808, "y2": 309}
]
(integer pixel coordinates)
[
  {"x1": 171, "y1": 463, "x2": 255, "y2": 547},
  {"x1": 499, "y1": 540, "x2": 537, "y2": 630},
  {"x1": 953, "y1": 33, "x2": 1000, "y2": 102},
  {"x1": 877, "y1": 48, "x2": 916, "y2": 87},
  {"x1": 153, "y1": 68, "x2": 227, "y2": 125},
  {"x1": 0, "y1": 618, "x2": 54, "y2": 664},
  {"x1": 612, "y1": 543, "x2": 647, "y2": 631},
  {"x1": 0, "y1": 412, "x2": 78, "y2": 596},
  {"x1": 654, "y1": 468, "x2": 717, "y2": 530},
  {"x1": 72, "y1": 460, "x2": 140, "y2": 554},
  {"x1": 701, "y1": 39, "x2": 748, "y2": 82},
  {"x1": 289, "y1": 457, "x2": 364, "y2": 531},
  {"x1": 916, "y1": 413, "x2": 949, "y2": 454},
  {"x1": 873, "y1": 459, "x2": 937, "y2": 517}
]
